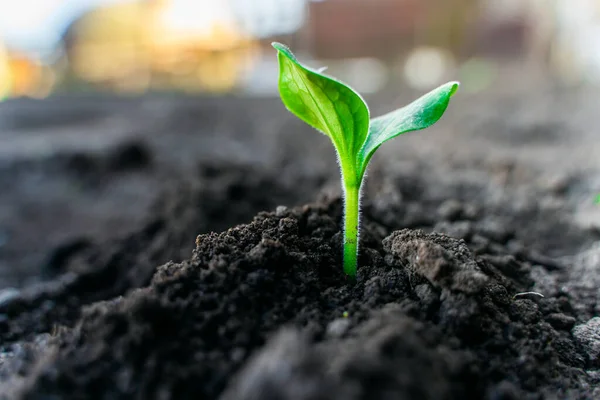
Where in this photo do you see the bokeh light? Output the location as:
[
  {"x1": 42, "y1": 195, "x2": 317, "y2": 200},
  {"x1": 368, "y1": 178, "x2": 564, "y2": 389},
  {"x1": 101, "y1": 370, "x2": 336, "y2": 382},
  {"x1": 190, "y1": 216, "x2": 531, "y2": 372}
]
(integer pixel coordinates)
[{"x1": 0, "y1": 0, "x2": 598, "y2": 98}]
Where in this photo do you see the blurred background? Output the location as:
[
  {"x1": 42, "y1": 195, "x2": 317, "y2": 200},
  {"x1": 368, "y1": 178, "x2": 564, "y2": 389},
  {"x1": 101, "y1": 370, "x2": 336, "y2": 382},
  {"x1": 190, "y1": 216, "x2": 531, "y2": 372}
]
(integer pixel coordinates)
[{"x1": 1, "y1": 0, "x2": 600, "y2": 99}]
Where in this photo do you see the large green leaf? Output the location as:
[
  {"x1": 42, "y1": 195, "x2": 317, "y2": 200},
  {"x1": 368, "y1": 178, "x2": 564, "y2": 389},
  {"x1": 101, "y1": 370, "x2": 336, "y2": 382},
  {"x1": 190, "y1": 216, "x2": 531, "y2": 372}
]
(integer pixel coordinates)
[
  {"x1": 272, "y1": 42, "x2": 370, "y2": 172},
  {"x1": 358, "y1": 81, "x2": 459, "y2": 177}
]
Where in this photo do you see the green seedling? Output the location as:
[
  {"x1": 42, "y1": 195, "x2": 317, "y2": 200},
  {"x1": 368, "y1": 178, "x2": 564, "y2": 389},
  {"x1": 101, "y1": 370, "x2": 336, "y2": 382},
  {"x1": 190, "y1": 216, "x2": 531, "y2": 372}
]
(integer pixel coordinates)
[{"x1": 272, "y1": 42, "x2": 458, "y2": 278}]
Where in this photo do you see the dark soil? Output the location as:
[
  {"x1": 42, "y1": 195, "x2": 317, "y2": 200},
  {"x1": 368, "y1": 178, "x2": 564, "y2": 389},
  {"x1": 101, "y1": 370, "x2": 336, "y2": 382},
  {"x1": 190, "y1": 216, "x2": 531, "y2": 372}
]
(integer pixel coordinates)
[{"x1": 0, "y1": 94, "x2": 599, "y2": 399}]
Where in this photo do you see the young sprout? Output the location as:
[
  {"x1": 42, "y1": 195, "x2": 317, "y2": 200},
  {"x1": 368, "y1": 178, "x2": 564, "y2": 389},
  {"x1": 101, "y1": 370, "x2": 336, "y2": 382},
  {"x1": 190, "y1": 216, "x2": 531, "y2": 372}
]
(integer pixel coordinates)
[{"x1": 272, "y1": 42, "x2": 458, "y2": 278}]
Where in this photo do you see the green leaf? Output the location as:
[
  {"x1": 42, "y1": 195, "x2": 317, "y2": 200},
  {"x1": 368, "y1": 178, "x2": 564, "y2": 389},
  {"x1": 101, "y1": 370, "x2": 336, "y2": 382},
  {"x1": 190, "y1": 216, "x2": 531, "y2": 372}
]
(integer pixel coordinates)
[
  {"x1": 358, "y1": 81, "x2": 459, "y2": 177},
  {"x1": 272, "y1": 42, "x2": 370, "y2": 176}
]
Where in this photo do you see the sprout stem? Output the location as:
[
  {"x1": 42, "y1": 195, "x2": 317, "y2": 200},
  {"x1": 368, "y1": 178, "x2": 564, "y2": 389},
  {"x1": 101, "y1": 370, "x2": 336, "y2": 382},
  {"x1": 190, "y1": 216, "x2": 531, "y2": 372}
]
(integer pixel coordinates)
[{"x1": 343, "y1": 182, "x2": 360, "y2": 277}]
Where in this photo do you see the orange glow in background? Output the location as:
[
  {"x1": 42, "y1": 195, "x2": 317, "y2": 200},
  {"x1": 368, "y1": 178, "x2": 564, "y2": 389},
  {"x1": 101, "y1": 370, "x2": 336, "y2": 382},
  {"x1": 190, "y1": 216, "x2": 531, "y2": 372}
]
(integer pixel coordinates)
[{"x1": 0, "y1": 0, "x2": 599, "y2": 99}]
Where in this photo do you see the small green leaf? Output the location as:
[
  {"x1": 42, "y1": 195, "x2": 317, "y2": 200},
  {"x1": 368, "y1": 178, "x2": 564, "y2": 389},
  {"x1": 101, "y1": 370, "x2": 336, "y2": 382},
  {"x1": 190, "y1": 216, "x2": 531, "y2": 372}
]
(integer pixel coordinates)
[
  {"x1": 358, "y1": 81, "x2": 459, "y2": 177},
  {"x1": 272, "y1": 42, "x2": 370, "y2": 172},
  {"x1": 272, "y1": 43, "x2": 458, "y2": 278}
]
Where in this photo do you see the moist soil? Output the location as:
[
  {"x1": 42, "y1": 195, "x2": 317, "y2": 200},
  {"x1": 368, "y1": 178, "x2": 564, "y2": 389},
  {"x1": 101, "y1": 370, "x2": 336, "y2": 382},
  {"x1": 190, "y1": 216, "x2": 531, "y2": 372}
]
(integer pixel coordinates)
[{"x1": 0, "y1": 94, "x2": 599, "y2": 399}]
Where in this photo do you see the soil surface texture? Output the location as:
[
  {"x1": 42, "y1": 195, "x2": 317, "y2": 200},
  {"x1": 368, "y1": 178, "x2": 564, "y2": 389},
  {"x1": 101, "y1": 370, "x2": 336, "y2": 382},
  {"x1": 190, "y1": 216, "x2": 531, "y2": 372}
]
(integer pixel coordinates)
[{"x1": 0, "y1": 93, "x2": 599, "y2": 399}]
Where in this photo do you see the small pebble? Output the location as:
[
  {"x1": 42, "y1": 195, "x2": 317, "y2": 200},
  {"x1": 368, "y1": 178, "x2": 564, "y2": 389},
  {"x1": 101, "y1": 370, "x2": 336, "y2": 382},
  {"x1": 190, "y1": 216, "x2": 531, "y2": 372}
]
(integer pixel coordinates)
[
  {"x1": 326, "y1": 318, "x2": 350, "y2": 338},
  {"x1": 572, "y1": 317, "x2": 600, "y2": 365},
  {"x1": 275, "y1": 206, "x2": 288, "y2": 217}
]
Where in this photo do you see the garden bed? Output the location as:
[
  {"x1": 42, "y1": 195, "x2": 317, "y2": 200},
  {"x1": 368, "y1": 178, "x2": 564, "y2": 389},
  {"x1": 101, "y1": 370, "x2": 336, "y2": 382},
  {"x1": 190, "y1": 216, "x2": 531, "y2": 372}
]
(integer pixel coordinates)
[{"x1": 0, "y1": 93, "x2": 598, "y2": 399}]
